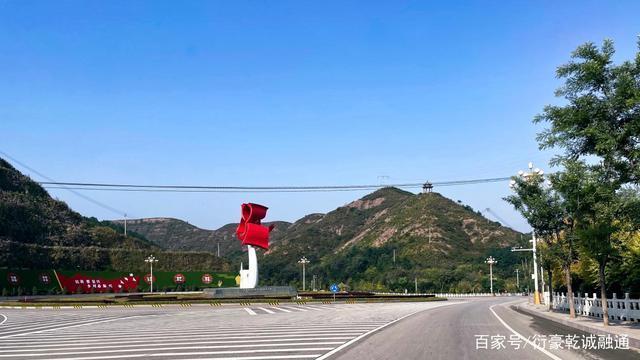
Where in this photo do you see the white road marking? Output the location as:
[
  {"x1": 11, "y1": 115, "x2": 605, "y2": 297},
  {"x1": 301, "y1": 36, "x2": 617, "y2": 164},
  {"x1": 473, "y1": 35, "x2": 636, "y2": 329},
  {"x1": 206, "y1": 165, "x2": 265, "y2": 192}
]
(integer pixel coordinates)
[
  {"x1": 0, "y1": 315, "x2": 148, "y2": 339},
  {"x1": 256, "y1": 307, "x2": 275, "y2": 314},
  {"x1": 40, "y1": 347, "x2": 334, "y2": 360},
  {"x1": 270, "y1": 306, "x2": 291, "y2": 313},
  {"x1": 489, "y1": 303, "x2": 563, "y2": 360},
  {"x1": 0, "y1": 316, "x2": 112, "y2": 334},
  {"x1": 280, "y1": 306, "x2": 308, "y2": 312},
  {"x1": 178, "y1": 356, "x2": 320, "y2": 360},
  {"x1": 0, "y1": 314, "x2": 6, "y2": 326},
  {"x1": 0, "y1": 342, "x2": 346, "y2": 357},
  {"x1": 243, "y1": 308, "x2": 257, "y2": 315},
  {"x1": 0, "y1": 337, "x2": 354, "y2": 352},
  {"x1": 0, "y1": 327, "x2": 376, "y2": 343}
]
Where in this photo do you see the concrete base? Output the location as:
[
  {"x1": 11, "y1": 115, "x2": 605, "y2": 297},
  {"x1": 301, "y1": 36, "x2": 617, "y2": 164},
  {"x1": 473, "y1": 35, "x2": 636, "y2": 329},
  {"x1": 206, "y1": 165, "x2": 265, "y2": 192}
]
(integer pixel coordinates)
[{"x1": 203, "y1": 286, "x2": 297, "y2": 299}]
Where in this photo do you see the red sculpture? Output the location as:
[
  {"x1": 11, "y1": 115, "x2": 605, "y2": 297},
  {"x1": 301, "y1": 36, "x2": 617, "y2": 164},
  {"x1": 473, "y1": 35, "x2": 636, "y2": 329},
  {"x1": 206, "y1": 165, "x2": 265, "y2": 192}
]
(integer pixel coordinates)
[{"x1": 236, "y1": 203, "x2": 273, "y2": 250}]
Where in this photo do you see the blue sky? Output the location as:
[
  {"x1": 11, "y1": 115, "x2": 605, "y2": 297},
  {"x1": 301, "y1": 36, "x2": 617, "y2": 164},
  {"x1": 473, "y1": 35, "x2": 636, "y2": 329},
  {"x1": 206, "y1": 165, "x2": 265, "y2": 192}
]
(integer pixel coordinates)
[{"x1": 1, "y1": 1, "x2": 639, "y2": 231}]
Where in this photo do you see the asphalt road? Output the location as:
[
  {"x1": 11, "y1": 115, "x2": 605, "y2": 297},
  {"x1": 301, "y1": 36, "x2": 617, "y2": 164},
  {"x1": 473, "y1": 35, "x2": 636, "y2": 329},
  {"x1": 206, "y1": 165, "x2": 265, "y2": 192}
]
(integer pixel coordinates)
[
  {"x1": 0, "y1": 298, "x2": 637, "y2": 359},
  {"x1": 334, "y1": 297, "x2": 639, "y2": 360}
]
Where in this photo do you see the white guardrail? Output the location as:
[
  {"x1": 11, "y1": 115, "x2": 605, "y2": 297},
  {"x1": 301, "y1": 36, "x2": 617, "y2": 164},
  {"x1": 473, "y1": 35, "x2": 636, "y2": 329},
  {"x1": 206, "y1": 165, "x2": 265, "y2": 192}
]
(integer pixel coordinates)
[{"x1": 549, "y1": 292, "x2": 640, "y2": 323}]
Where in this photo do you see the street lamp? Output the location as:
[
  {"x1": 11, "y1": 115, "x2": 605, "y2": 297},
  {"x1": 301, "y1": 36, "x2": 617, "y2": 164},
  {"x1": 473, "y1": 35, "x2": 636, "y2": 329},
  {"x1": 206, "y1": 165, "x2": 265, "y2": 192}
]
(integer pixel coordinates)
[
  {"x1": 298, "y1": 256, "x2": 310, "y2": 291},
  {"x1": 485, "y1": 256, "x2": 497, "y2": 295},
  {"x1": 145, "y1": 255, "x2": 158, "y2": 293},
  {"x1": 509, "y1": 162, "x2": 544, "y2": 305}
]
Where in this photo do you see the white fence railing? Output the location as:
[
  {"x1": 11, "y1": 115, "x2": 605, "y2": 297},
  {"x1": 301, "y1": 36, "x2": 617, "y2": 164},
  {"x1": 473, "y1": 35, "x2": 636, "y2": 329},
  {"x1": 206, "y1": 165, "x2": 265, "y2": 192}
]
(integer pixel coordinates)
[
  {"x1": 551, "y1": 292, "x2": 640, "y2": 323},
  {"x1": 372, "y1": 292, "x2": 524, "y2": 297},
  {"x1": 435, "y1": 293, "x2": 523, "y2": 298}
]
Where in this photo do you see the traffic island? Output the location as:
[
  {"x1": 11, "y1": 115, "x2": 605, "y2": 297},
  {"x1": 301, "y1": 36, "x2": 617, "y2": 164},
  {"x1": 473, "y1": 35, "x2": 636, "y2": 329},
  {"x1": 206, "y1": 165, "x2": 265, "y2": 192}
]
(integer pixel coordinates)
[{"x1": 513, "y1": 301, "x2": 640, "y2": 350}]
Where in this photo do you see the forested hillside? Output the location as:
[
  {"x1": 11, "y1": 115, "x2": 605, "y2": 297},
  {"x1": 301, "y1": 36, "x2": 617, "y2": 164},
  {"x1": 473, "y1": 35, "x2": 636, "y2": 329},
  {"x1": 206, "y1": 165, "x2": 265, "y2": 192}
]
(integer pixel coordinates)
[{"x1": 0, "y1": 158, "x2": 229, "y2": 272}]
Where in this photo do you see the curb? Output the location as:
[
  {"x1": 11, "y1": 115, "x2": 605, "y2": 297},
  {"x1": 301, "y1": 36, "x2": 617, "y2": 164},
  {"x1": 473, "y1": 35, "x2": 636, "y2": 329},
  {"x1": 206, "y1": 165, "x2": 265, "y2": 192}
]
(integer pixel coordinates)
[{"x1": 513, "y1": 302, "x2": 640, "y2": 350}]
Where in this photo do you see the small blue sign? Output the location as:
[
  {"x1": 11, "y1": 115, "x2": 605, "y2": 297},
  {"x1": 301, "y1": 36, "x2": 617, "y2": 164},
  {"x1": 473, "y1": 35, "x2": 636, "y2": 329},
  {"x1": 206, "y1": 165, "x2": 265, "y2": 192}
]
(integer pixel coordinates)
[{"x1": 330, "y1": 284, "x2": 339, "y2": 293}]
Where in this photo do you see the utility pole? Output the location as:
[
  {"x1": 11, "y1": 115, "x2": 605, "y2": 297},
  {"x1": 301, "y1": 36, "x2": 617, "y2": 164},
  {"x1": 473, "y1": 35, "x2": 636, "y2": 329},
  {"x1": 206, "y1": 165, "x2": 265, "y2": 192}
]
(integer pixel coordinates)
[
  {"x1": 298, "y1": 257, "x2": 310, "y2": 291},
  {"x1": 515, "y1": 268, "x2": 520, "y2": 290},
  {"x1": 509, "y1": 162, "x2": 544, "y2": 304},
  {"x1": 312, "y1": 274, "x2": 317, "y2": 291},
  {"x1": 540, "y1": 265, "x2": 545, "y2": 304},
  {"x1": 414, "y1": 277, "x2": 418, "y2": 293},
  {"x1": 124, "y1": 213, "x2": 127, "y2": 236},
  {"x1": 485, "y1": 256, "x2": 497, "y2": 295},
  {"x1": 393, "y1": 249, "x2": 396, "y2": 265},
  {"x1": 217, "y1": 242, "x2": 220, "y2": 257}
]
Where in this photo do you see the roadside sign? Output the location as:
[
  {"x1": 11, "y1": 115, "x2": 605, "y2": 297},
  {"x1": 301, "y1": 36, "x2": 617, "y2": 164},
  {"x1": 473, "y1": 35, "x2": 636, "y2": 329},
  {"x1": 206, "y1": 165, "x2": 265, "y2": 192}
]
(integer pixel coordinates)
[{"x1": 330, "y1": 283, "x2": 339, "y2": 301}]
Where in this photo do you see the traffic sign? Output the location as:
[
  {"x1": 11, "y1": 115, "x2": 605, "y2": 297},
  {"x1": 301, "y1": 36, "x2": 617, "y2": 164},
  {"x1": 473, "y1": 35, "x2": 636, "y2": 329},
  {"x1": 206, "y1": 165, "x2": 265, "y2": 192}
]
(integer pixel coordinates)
[{"x1": 330, "y1": 284, "x2": 339, "y2": 293}]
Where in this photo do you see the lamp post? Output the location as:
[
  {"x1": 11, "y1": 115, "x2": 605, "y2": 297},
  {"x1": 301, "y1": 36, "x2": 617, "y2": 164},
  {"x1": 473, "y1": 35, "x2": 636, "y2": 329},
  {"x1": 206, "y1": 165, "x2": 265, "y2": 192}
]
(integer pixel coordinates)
[
  {"x1": 485, "y1": 256, "x2": 497, "y2": 295},
  {"x1": 145, "y1": 255, "x2": 158, "y2": 293},
  {"x1": 298, "y1": 257, "x2": 310, "y2": 291},
  {"x1": 509, "y1": 162, "x2": 544, "y2": 304}
]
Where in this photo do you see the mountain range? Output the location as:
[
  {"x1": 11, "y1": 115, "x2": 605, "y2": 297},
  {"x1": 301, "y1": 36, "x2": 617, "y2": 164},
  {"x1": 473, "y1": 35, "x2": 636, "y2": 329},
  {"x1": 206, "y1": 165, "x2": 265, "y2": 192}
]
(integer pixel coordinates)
[{"x1": 117, "y1": 187, "x2": 527, "y2": 292}]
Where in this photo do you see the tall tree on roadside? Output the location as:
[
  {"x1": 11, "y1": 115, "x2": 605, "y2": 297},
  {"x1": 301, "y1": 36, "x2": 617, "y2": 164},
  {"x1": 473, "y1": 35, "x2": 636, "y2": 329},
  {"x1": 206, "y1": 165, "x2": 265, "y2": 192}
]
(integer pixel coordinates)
[
  {"x1": 535, "y1": 39, "x2": 640, "y2": 184},
  {"x1": 551, "y1": 160, "x2": 601, "y2": 319},
  {"x1": 534, "y1": 38, "x2": 640, "y2": 325},
  {"x1": 504, "y1": 169, "x2": 565, "y2": 309}
]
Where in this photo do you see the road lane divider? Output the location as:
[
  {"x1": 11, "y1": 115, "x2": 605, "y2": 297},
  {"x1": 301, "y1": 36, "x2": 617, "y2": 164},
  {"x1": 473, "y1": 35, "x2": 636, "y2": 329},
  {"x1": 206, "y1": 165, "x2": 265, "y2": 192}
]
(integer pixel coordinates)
[{"x1": 489, "y1": 303, "x2": 563, "y2": 360}]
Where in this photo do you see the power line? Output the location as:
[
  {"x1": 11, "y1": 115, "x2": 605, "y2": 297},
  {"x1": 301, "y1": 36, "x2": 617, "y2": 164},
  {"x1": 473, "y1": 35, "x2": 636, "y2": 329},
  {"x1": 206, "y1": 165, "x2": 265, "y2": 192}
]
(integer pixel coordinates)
[
  {"x1": 41, "y1": 186, "x2": 388, "y2": 193},
  {"x1": 2, "y1": 151, "x2": 514, "y2": 195},
  {"x1": 37, "y1": 176, "x2": 512, "y2": 192},
  {"x1": 0, "y1": 151, "x2": 128, "y2": 216},
  {"x1": 484, "y1": 207, "x2": 514, "y2": 228}
]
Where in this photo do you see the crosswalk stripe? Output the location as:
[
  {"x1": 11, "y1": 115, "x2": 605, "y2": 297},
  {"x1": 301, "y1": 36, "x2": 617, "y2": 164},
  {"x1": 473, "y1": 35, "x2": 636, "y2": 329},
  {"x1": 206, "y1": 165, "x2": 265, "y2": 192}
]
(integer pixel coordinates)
[
  {"x1": 0, "y1": 300, "x2": 437, "y2": 360},
  {"x1": 279, "y1": 306, "x2": 308, "y2": 312},
  {"x1": 0, "y1": 327, "x2": 382, "y2": 342},
  {"x1": 0, "y1": 316, "x2": 120, "y2": 334},
  {"x1": 0, "y1": 337, "x2": 354, "y2": 352},
  {"x1": 6, "y1": 347, "x2": 335, "y2": 360},
  {"x1": 270, "y1": 306, "x2": 291, "y2": 313},
  {"x1": 0, "y1": 342, "x2": 346, "y2": 357},
  {"x1": 243, "y1": 308, "x2": 257, "y2": 316},
  {"x1": 0, "y1": 316, "x2": 148, "y2": 339},
  {"x1": 255, "y1": 307, "x2": 275, "y2": 314}
]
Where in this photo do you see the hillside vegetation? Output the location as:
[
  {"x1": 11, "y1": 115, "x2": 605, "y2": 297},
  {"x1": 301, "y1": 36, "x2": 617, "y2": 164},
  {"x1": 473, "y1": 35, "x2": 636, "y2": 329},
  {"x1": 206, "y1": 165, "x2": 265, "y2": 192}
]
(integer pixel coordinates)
[
  {"x1": 260, "y1": 188, "x2": 525, "y2": 292},
  {"x1": 124, "y1": 187, "x2": 527, "y2": 293},
  {"x1": 0, "y1": 158, "x2": 229, "y2": 272}
]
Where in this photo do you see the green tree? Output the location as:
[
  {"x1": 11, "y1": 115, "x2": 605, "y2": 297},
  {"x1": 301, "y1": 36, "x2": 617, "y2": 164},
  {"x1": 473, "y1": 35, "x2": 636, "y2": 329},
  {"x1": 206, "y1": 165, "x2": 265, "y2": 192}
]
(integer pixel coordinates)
[
  {"x1": 505, "y1": 168, "x2": 567, "y2": 310},
  {"x1": 535, "y1": 39, "x2": 640, "y2": 184},
  {"x1": 534, "y1": 38, "x2": 640, "y2": 325},
  {"x1": 562, "y1": 163, "x2": 637, "y2": 325},
  {"x1": 548, "y1": 160, "x2": 589, "y2": 318}
]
